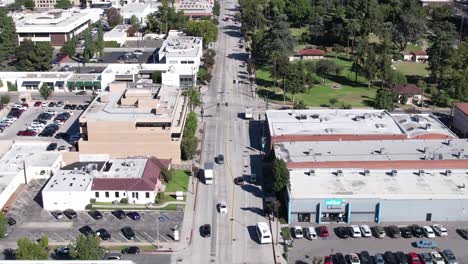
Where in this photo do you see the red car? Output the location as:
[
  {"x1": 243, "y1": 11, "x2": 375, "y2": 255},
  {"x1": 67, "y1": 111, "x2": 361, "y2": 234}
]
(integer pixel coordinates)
[
  {"x1": 34, "y1": 101, "x2": 42, "y2": 107},
  {"x1": 408, "y1": 252, "x2": 421, "y2": 264},
  {"x1": 324, "y1": 255, "x2": 333, "y2": 264},
  {"x1": 17, "y1": 130, "x2": 36, "y2": 136},
  {"x1": 318, "y1": 226, "x2": 329, "y2": 237},
  {"x1": 22, "y1": 103, "x2": 29, "y2": 108}
]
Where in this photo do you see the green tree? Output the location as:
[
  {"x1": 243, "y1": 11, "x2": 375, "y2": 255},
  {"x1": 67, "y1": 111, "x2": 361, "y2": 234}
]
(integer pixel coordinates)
[
  {"x1": 0, "y1": 214, "x2": 7, "y2": 238},
  {"x1": 96, "y1": 23, "x2": 104, "y2": 56},
  {"x1": 213, "y1": 0, "x2": 220, "y2": 17},
  {"x1": 183, "y1": 87, "x2": 201, "y2": 111},
  {"x1": 151, "y1": 71, "x2": 162, "y2": 84},
  {"x1": 146, "y1": 0, "x2": 188, "y2": 33},
  {"x1": 70, "y1": 234, "x2": 105, "y2": 260},
  {"x1": 54, "y1": 0, "x2": 72, "y2": 9},
  {"x1": 186, "y1": 20, "x2": 218, "y2": 47},
  {"x1": 258, "y1": 14, "x2": 296, "y2": 61},
  {"x1": 161, "y1": 167, "x2": 173, "y2": 183},
  {"x1": 427, "y1": 20, "x2": 457, "y2": 85},
  {"x1": 391, "y1": 1, "x2": 426, "y2": 51},
  {"x1": 285, "y1": 0, "x2": 311, "y2": 27},
  {"x1": 315, "y1": 60, "x2": 340, "y2": 83},
  {"x1": 130, "y1": 15, "x2": 139, "y2": 25},
  {"x1": 293, "y1": 100, "x2": 306, "y2": 109},
  {"x1": 388, "y1": 70, "x2": 407, "y2": 86},
  {"x1": 15, "y1": 40, "x2": 53, "y2": 71},
  {"x1": 285, "y1": 62, "x2": 306, "y2": 103},
  {"x1": 39, "y1": 83, "x2": 53, "y2": 100},
  {"x1": 181, "y1": 136, "x2": 198, "y2": 160},
  {"x1": 0, "y1": 10, "x2": 18, "y2": 62},
  {"x1": 184, "y1": 112, "x2": 198, "y2": 138},
  {"x1": 107, "y1": 8, "x2": 123, "y2": 27},
  {"x1": 24, "y1": 0, "x2": 34, "y2": 9},
  {"x1": 238, "y1": 0, "x2": 268, "y2": 33},
  {"x1": 271, "y1": 158, "x2": 289, "y2": 193},
  {"x1": 16, "y1": 235, "x2": 49, "y2": 260},
  {"x1": 345, "y1": 19, "x2": 361, "y2": 54},
  {"x1": 374, "y1": 88, "x2": 395, "y2": 111},
  {"x1": 198, "y1": 67, "x2": 212, "y2": 84},
  {"x1": 60, "y1": 38, "x2": 77, "y2": 58},
  {"x1": 0, "y1": 95, "x2": 10, "y2": 109}
]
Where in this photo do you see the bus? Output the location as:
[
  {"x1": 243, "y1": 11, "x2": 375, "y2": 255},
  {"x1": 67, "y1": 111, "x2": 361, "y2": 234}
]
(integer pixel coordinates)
[{"x1": 256, "y1": 222, "x2": 272, "y2": 244}]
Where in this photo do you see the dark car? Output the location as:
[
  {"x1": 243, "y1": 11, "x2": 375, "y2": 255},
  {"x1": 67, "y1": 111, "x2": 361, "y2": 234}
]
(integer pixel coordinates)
[
  {"x1": 7, "y1": 217, "x2": 16, "y2": 226},
  {"x1": 318, "y1": 226, "x2": 329, "y2": 237},
  {"x1": 411, "y1": 225, "x2": 424, "y2": 238},
  {"x1": 48, "y1": 102, "x2": 55, "y2": 107},
  {"x1": 46, "y1": 143, "x2": 57, "y2": 151},
  {"x1": 79, "y1": 225, "x2": 94, "y2": 236},
  {"x1": 76, "y1": 91, "x2": 87, "y2": 95},
  {"x1": 51, "y1": 210, "x2": 63, "y2": 219},
  {"x1": 121, "y1": 246, "x2": 140, "y2": 254},
  {"x1": 384, "y1": 251, "x2": 398, "y2": 264},
  {"x1": 121, "y1": 226, "x2": 135, "y2": 240},
  {"x1": 70, "y1": 104, "x2": 77, "y2": 110},
  {"x1": 89, "y1": 210, "x2": 103, "y2": 220},
  {"x1": 200, "y1": 224, "x2": 211, "y2": 237},
  {"x1": 395, "y1": 251, "x2": 408, "y2": 264},
  {"x1": 359, "y1": 251, "x2": 371, "y2": 264},
  {"x1": 387, "y1": 225, "x2": 401, "y2": 238},
  {"x1": 234, "y1": 177, "x2": 245, "y2": 185},
  {"x1": 63, "y1": 209, "x2": 77, "y2": 219},
  {"x1": 95, "y1": 228, "x2": 111, "y2": 240},
  {"x1": 54, "y1": 246, "x2": 70, "y2": 256},
  {"x1": 64, "y1": 104, "x2": 71, "y2": 110},
  {"x1": 335, "y1": 226, "x2": 349, "y2": 239},
  {"x1": 113, "y1": 210, "x2": 126, "y2": 219},
  {"x1": 457, "y1": 228, "x2": 468, "y2": 239},
  {"x1": 77, "y1": 105, "x2": 84, "y2": 110},
  {"x1": 400, "y1": 226, "x2": 412, "y2": 238},
  {"x1": 332, "y1": 253, "x2": 346, "y2": 264},
  {"x1": 127, "y1": 211, "x2": 141, "y2": 220},
  {"x1": 55, "y1": 132, "x2": 70, "y2": 140},
  {"x1": 217, "y1": 154, "x2": 224, "y2": 164},
  {"x1": 419, "y1": 252, "x2": 432, "y2": 264}
]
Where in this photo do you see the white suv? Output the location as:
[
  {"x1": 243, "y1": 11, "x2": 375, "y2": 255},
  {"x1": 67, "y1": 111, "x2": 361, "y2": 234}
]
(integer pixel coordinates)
[
  {"x1": 432, "y1": 224, "x2": 448, "y2": 236},
  {"x1": 360, "y1": 225, "x2": 372, "y2": 237},
  {"x1": 293, "y1": 226, "x2": 303, "y2": 238},
  {"x1": 350, "y1": 225, "x2": 362, "y2": 237},
  {"x1": 423, "y1": 226, "x2": 435, "y2": 238}
]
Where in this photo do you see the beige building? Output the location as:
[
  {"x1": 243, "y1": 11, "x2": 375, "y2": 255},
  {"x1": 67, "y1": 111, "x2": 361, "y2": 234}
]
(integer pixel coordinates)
[{"x1": 78, "y1": 82, "x2": 188, "y2": 163}]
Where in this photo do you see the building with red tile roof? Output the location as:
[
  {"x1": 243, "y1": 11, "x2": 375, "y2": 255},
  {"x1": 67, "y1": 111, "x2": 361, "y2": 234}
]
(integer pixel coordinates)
[{"x1": 453, "y1": 102, "x2": 468, "y2": 138}]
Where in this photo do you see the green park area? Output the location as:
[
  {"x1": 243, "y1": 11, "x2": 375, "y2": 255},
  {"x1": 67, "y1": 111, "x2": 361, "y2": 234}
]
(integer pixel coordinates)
[
  {"x1": 165, "y1": 170, "x2": 190, "y2": 193},
  {"x1": 392, "y1": 62, "x2": 429, "y2": 77}
]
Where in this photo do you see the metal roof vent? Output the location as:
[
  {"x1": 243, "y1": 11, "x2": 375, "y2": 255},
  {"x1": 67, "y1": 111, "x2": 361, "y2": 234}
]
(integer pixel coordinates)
[
  {"x1": 364, "y1": 170, "x2": 370, "y2": 176},
  {"x1": 458, "y1": 151, "x2": 464, "y2": 159},
  {"x1": 447, "y1": 139, "x2": 452, "y2": 146},
  {"x1": 425, "y1": 123, "x2": 431, "y2": 130},
  {"x1": 446, "y1": 169, "x2": 452, "y2": 177},
  {"x1": 307, "y1": 149, "x2": 314, "y2": 156},
  {"x1": 391, "y1": 170, "x2": 398, "y2": 177},
  {"x1": 337, "y1": 169, "x2": 343, "y2": 177},
  {"x1": 380, "y1": 147, "x2": 386, "y2": 154},
  {"x1": 418, "y1": 170, "x2": 425, "y2": 176},
  {"x1": 309, "y1": 169, "x2": 315, "y2": 176},
  {"x1": 423, "y1": 147, "x2": 429, "y2": 153}
]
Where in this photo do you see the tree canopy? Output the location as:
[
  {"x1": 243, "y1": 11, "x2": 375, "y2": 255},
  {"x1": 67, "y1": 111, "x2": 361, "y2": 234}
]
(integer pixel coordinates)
[
  {"x1": 272, "y1": 158, "x2": 289, "y2": 193},
  {"x1": 70, "y1": 234, "x2": 105, "y2": 260},
  {"x1": 15, "y1": 40, "x2": 53, "y2": 71},
  {"x1": 16, "y1": 235, "x2": 49, "y2": 260},
  {"x1": 186, "y1": 20, "x2": 218, "y2": 47},
  {"x1": 107, "y1": 8, "x2": 122, "y2": 27},
  {"x1": 146, "y1": 0, "x2": 188, "y2": 34},
  {"x1": 54, "y1": 0, "x2": 73, "y2": 9},
  {"x1": 0, "y1": 10, "x2": 18, "y2": 62}
]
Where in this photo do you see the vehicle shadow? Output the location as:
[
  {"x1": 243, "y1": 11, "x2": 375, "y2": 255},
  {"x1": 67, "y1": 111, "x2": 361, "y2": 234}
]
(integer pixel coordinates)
[
  {"x1": 241, "y1": 184, "x2": 262, "y2": 198},
  {"x1": 246, "y1": 225, "x2": 260, "y2": 244}
]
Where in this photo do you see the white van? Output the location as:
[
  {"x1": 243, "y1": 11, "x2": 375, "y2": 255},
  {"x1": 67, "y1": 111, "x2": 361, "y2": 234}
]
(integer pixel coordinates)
[
  {"x1": 256, "y1": 222, "x2": 272, "y2": 244},
  {"x1": 304, "y1": 226, "x2": 317, "y2": 240}
]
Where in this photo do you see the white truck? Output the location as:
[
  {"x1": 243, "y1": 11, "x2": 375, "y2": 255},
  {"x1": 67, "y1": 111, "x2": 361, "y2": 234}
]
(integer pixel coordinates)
[
  {"x1": 204, "y1": 162, "x2": 214, "y2": 184},
  {"x1": 244, "y1": 107, "x2": 253, "y2": 119}
]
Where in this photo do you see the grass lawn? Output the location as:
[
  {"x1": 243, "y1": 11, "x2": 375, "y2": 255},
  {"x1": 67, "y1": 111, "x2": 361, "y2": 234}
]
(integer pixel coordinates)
[
  {"x1": 289, "y1": 27, "x2": 307, "y2": 38},
  {"x1": 405, "y1": 43, "x2": 423, "y2": 52},
  {"x1": 392, "y1": 62, "x2": 429, "y2": 77},
  {"x1": 165, "y1": 170, "x2": 190, "y2": 192},
  {"x1": 256, "y1": 55, "x2": 376, "y2": 107}
]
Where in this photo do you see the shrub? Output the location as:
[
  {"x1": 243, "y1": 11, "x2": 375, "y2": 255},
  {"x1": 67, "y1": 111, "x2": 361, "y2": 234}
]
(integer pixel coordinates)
[
  {"x1": 85, "y1": 204, "x2": 92, "y2": 210},
  {"x1": 7, "y1": 81, "x2": 17, "y2": 92},
  {"x1": 103, "y1": 41, "x2": 120, "y2": 48},
  {"x1": 120, "y1": 198, "x2": 128, "y2": 204},
  {"x1": 161, "y1": 167, "x2": 173, "y2": 183},
  {"x1": 90, "y1": 198, "x2": 96, "y2": 203}
]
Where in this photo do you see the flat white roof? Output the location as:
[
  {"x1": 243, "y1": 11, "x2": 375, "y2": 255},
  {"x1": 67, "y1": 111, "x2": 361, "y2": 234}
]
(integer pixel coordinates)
[
  {"x1": 289, "y1": 168, "x2": 468, "y2": 200},
  {"x1": 159, "y1": 31, "x2": 202, "y2": 59},
  {"x1": 266, "y1": 109, "x2": 457, "y2": 138},
  {"x1": 101, "y1": 158, "x2": 147, "y2": 179},
  {"x1": 275, "y1": 139, "x2": 468, "y2": 163},
  {"x1": 42, "y1": 169, "x2": 93, "y2": 192}
]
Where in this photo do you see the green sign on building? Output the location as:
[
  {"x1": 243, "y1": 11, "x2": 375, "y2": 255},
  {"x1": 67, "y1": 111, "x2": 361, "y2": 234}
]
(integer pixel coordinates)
[{"x1": 324, "y1": 198, "x2": 344, "y2": 206}]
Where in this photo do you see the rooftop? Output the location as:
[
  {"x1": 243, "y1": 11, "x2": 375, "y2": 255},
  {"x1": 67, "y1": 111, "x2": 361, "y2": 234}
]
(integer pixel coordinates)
[
  {"x1": 0, "y1": 71, "x2": 72, "y2": 79},
  {"x1": 104, "y1": 25, "x2": 130, "y2": 39},
  {"x1": 455, "y1": 102, "x2": 468, "y2": 115},
  {"x1": 289, "y1": 168, "x2": 468, "y2": 200},
  {"x1": 159, "y1": 30, "x2": 202, "y2": 59},
  {"x1": 299, "y1": 49, "x2": 325, "y2": 56},
  {"x1": 266, "y1": 109, "x2": 457, "y2": 140},
  {"x1": 392, "y1": 84, "x2": 422, "y2": 95}
]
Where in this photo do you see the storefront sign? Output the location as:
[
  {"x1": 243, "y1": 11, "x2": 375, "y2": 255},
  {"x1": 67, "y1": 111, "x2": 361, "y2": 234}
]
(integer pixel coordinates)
[{"x1": 324, "y1": 198, "x2": 344, "y2": 206}]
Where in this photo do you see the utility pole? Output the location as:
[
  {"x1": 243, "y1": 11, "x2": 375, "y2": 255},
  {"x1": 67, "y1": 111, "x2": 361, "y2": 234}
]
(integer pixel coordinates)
[{"x1": 22, "y1": 160, "x2": 27, "y2": 185}]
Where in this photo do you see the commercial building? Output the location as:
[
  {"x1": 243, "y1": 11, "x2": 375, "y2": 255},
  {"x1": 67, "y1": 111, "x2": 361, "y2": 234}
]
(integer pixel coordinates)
[
  {"x1": 453, "y1": 102, "x2": 468, "y2": 138},
  {"x1": 42, "y1": 156, "x2": 169, "y2": 210},
  {"x1": 175, "y1": 0, "x2": 213, "y2": 18},
  {"x1": 267, "y1": 109, "x2": 468, "y2": 224},
  {"x1": 11, "y1": 9, "x2": 102, "y2": 45},
  {"x1": 78, "y1": 82, "x2": 188, "y2": 163},
  {"x1": 34, "y1": 0, "x2": 57, "y2": 9},
  {"x1": 121, "y1": 2, "x2": 152, "y2": 25},
  {"x1": 0, "y1": 0, "x2": 15, "y2": 7}
]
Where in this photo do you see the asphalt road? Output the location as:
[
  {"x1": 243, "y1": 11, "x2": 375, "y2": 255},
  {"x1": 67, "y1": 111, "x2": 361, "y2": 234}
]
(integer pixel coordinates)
[{"x1": 173, "y1": 0, "x2": 275, "y2": 263}]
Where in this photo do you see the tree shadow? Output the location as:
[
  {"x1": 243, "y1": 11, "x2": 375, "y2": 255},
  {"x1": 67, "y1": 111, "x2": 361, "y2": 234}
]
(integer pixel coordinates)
[
  {"x1": 241, "y1": 184, "x2": 262, "y2": 198},
  {"x1": 224, "y1": 30, "x2": 242, "y2": 38},
  {"x1": 257, "y1": 88, "x2": 285, "y2": 101},
  {"x1": 227, "y1": 52, "x2": 248, "y2": 62},
  {"x1": 240, "y1": 207, "x2": 265, "y2": 217},
  {"x1": 361, "y1": 95, "x2": 375, "y2": 107},
  {"x1": 326, "y1": 73, "x2": 366, "y2": 88}
]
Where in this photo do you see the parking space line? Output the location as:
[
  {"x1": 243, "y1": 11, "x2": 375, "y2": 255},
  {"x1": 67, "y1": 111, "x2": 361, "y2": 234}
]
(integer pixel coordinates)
[
  {"x1": 142, "y1": 232, "x2": 155, "y2": 242},
  {"x1": 118, "y1": 233, "x2": 128, "y2": 241},
  {"x1": 158, "y1": 233, "x2": 169, "y2": 242}
]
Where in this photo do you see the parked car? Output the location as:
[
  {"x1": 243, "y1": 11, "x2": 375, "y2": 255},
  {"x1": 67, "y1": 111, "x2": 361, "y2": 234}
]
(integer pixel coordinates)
[
  {"x1": 41, "y1": 102, "x2": 48, "y2": 107},
  {"x1": 384, "y1": 251, "x2": 398, "y2": 264},
  {"x1": 373, "y1": 226, "x2": 386, "y2": 238},
  {"x1": 89, "y1": 210, "x2": 103, "y2": 220},
  {"x1": 419, "y1": 252, "x2": 432, "y2": 264},
  {"x1": 350, "y1": 225, "x2": 361, "y2": 237},
  {"x1": 34, "y1": 101, "x2": 42, "y2": 107},
  {"x1": 293, "y1": 226, "x2": 303, "y2": 239},
  {"x1": 76, "y1": 91, "x2": 87, "y2": 95},
  {"x1": 58, "y1": 146, "x2": 67, "y2": 151},
  {"x1": 7, "y1": 217, "x2": 16, "y2": 226},
  {"x1": 360, "y1": 225, "x2": 372, "y2": 237},
  {"x1": 113, "y1": 210, "x2": 126, "y2": 219},
  {"x1": 400, "y1": 226, "x2": 412, "y2": 238},
  {"x1": 46, "y1": 143, "x2": 57, "y2": 151},
  {"x1": 332, "y1": 253, "x2": 346, "y2": 264},
  {"x1": 54, "y1": 246, "x2": 70, "y2": 256},
  {"x1": 346, "y1": 253, "x2": 360, "y2": 264},
  {"x1": 48, "y1": 102, "x2": 55, "y2": 107},
  {"x1": 121, "y1": 226, "x2": 136, "y2": 240},
  {"x1": 407, "y1": 252, "x2": 421, "y2": 264},
  {"x1": 218, "y1": 202, "x2": 227, "y2": 214},
  {"x1": 395, "y1": 251, "x2": 408, "y2": 264},
  {"x1": 422, "y1": 226, "x2": 435, "y2": 238},
  {"x1": 56, "y1": 101, "x2": 64, "y2": 107},
  {"x1": 17, "y1": 130, "x2": 37, "y2": 136},
  {"x1": 51, "y1": 210, "x2": 63, "y2": 219},
  {"x1": 387, "y1": 225, "x2": 401, "y2": 238},
  {"x1": 304, "y1": 226, "x2": 317, "y2": 240},
  {"x1": 133, "y1": 50, "x2": 143, "y2": 56},
  {"x1": 63, "y1": 209, "x2": 77, "y2": 219},
  {"x1": 335, "y1": 226, "x2": 349, "y2": 239},
  {"x1": 234, "y1": 177, "x2": 245, "y2": 185},
  {"x1": 411, "y1": 225, "x2": 424, "y2": 238},
  {"x1": 104, "y1": 253, "x2": 121, "y2": 260},
  {"x1": 324, "y1": 255, "x2": 333, "y2": 264},
  {"x1": 70, "y1": 104, "x2": 78, "y2": 110},
  {"x1": 430, "y1": 252, "x2": 444, "y2": 264},
  {"x1": 414, "y1": 240, "x2": 438, "y2": 249},
  {"x1": 374, "y1": 254, "x2": 385, "y2": 264},
  {"x1": 127, "y1": 211, "x2": 141, "y2": 220},
  {"x1": 359, "y1": 251, "x2": 371, "y2": 264},
  {"x1": 79, "y1": 225, "x2": 94, "y2": 236},
  {"x1": 217, "y1": 154, "x2": 224, "y2": 164},
  {"x1": 441, "y1": 249, "x2": 458, "y2": 264},
  {"x1": 200, "y1": 224, "x2": 211, "y2": 237},
  {"x1": 318, "y1": 226, "x2": 329, "y2": 237},
  {"x1": 122, "y1": 246, "x2": 140, "y2": 254},
  {"x1": 432, "y1": 224, "x2": 448, "y2": 236},
  {"x1": 95, "y1": 228, "x2": 111, "y2": 240},
  {"x1": 457, "y1": 228, "x2": 468, "y2": 239}
]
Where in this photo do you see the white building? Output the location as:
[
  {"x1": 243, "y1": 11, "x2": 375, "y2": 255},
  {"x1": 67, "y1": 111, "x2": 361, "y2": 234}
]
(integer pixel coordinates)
[
  {"x1": 121, "y1": 2, "x2": 152, "y2": 25},
  {"x1": 0, "y1": 0, "x2": 15, "y2": 7},
  {"x1": 175, "y1": 0, "x2": 213, "y2": 18},
  {"x1": 11, "y1": 8, "x2": 102, "y2": 46},
  {"x1": 42, "y1": 157, "x2": 169, "y2": 210}
]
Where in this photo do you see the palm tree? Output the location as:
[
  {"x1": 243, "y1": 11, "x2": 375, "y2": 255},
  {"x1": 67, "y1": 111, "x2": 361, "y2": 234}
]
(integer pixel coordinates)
[
  {"x1": 346, "y1": 19, "x2": 361, "y2": 54},
  {"x1": 183, "y1": 88, "x2": 201, "y2": 111}
]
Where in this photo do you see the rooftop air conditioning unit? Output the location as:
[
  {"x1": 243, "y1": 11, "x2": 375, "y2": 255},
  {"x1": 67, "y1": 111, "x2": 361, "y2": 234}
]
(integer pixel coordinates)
[
  {"x1": 423, "y1": 147, "x2": 429, "y2": 153},
  {"x1": 309, "y1": 169, "x2": 315, "y2": 176},
  {"x1": 337, "y1": 170, "x2": 343, "y2": 177},
  {"x1": 446, "y1": 169, "x2": 452, "y2": 176},
  {"x1": 391, "y1": 170, "x2": 398, "y2": 177},
  {"x1": 425, "y1": 123, "x2": 431, "y2": 130},
  {"x1": 380, "y1": 147, "x2": 386, "y2": 154},
  {"x1": 308, "y1": 149, "x2": 313, "y2": 156},
  {"x1": 458, "y1": 151, "x2": 464, "y2": 159},
  {"x1": 364, "y1": 170, "x2": 370, "y2": 176},
  {"x1": 447, "y1": 139, "x2": 452, "y2": 146},
  {"x1": 419, "y1": 170, "x2": 425, "y2": 176}
]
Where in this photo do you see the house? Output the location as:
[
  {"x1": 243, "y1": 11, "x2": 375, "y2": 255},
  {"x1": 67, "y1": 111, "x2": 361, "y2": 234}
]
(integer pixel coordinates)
[
  {"x1": 391, "y1": 84, "x2": 423, "y2": 104},
  {"x1": 411, "y1": 51, "x2": 429, "y2": 63},
  {"x1": 453, "y1": 102, "x2": 468, "y2": 138},
  {"x1": 400, "y1": 51, "x2": 413, "y2": 61},
  {"x1": 297, "y1": 49, "x2": 326, "y2": 60}
]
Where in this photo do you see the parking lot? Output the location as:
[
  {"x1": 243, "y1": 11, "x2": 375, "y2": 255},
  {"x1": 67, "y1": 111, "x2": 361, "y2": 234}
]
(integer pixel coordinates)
[
  {"x1": 0, "y1": 101, "x2": 84, "y2": 146},
  {"x1": 288, "y1": 222, "x2": 468, "y2": 263},
  {"x1": 6, "y1": 179, "x2": 183, "y2": 244},
  {"x1": 99, "y1": 51, "x2": 156, "y2": 64}
]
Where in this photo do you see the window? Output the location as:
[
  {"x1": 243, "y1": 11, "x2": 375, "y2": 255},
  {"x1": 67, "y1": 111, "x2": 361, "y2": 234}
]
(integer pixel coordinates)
[
  {"x1": 115, "y1": 192, "x2": 119, "y2": 198},
  {"x1": 298, "y1": 213, "x2": 311, "y2": 222},
  {"x1": 105, "y1": 192, "x2": 109, "y2": 198},
  {"x1": 95, "y1": 192, "x2": 99, "y2": 198},
  {"x1": 136, "y1": 122, "x2": 171, "y2": 128},
  {"x1": 145, "y1": 192, "x2": 150, "y2": 198},
  {"x1": 131, "y1": 192, "x2": 135, "y2": 198},
  {"x1": 188, "y1": 61, "x2": 194, "y2": 64}
]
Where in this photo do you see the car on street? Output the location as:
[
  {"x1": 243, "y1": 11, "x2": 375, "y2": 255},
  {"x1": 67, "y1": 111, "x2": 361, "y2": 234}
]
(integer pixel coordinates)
[
  {"x1": 127, "y1": 211, "x2": 141, "y2": 220},
  {"x1": 395, "y1": 251, "x2": 408, "y2": 264},
  {"x1": 41, "y1": 102, "x2": 49, "y2": 107},
  {"x1": 419, "y1": 252, "x2": 432, "y2": 264},
  {"x1": 217, "y1": 154, "x2": 224, "y2": 164},
  {"x1": 17, "y1": 130, "x2": 37, "y2": 136},
  {"x1": 407, "y1": 252, "x2": 421, "y2": 264},
  {"x1": 414, "y1": 240, "x2": 438, "y2": 249},
  {"x1": 411, "y1": 225, "x2": 424, "y2": 238},
  {"x1": 332, "y1": 253, "x2": 346, "y2": 264},
  {"x1": 122, "y1": 246, "x2": 140, "y2": 254},
  {"x1": 88, "y1": 210, "x2": 103, "y2": 220},
  {"x1": 34, "y1": 101, "x2": 42, "y2": 107},
  {"x1": 335, "y1": 226, "x2": 349, "y2": 239},
  {"x1": 54, "y1": 246, "x2": 70, "y2": 256},
  {"x1": 58, "y1": 146, "x2": 67, "y2": 151},
  {"x1": 200, "y1": 224, "x2": 211, "y2": 237},
  {"x1": 359, "y1": 251, "x2": 371, "y2": 264},
  {"x1": 422, "y1": 226, "x2": 435, "y2": 238},
  {"x1": 234, "y1": 177, "x2": 245, "y2": 185},
  {"x1": 51, "y1": 210, "x2": 63, "y2": 219},
  {"x1": 46, "y1": 143, "x2": 57, "y2": 151},
  {"x1": 350, "y1": 225, "x2": 361, "y2": 237},
  {"x1": 432, "y1": 224, "x2": 448, "y2": 236},
  {"x1": 79, "y1": 225, "x2": 94, "y2": 236},
  {"x1": 374, "y1": 254, "x2": 385, "y2": 264},
  {"x1": 293, "y1": 226, "x2": 303, "y2": 238},
  {"x1": 304, "y1": 226, "x2": 317, "y2": 240},
  {"x1": 133, "y1": 50, "x2": 143, "y2": 56},
  {"x1": 121, "y1": 226, "x2": 135, "y2": 240},
  {"x1": 55, "y1": 132, "x2": 70, "y2": 140},
  {"x1": 360, "y1": 225, "x2": 372, "y2": 237},
  {"x1": 113, "y1": 210, "x2": 126, "y2": 219},
  {"x1": 373, "y1": 226, "x2": 386, "y2": 238},
  {"x1": 76, "y1": 91, "x2": 87, "y2": 95},
  {"x1": 400, "y1": 226, "x2": 412, "y2": 238},
  {"x1": 63, "y1": 209, "x2": 77, "y2": 219},
  {"x1": 7, "y1": 217, "x2": 16, "y2": 226},
  {"x1": 318, "y1": 226, "x2": 329, "y2": 237},
  {"x1": 48, "y1": 102, "x2": 55, "y2": 107},
  {"x1": 104, "y1": 253, "x2": 121, "y2": 260},
  {"x1": 324, "y1": 256, "x2": 332, "y2": 264},
  {"x1": 430, "y1": 252, "x2": 445, "y2": 264},
  {"x1": 56, "y1": 101, "x2": 64, "y2": 107},
  {"x1": 441, "y1": 249, "x2": 458, "y2": 264},
  {"x1": 218, "y1": 202, "x2": 227, "y2": 213},
  {"x1": 384, "y1": 251, "x2": 397, "y2": 264},
  {"x1": 457, "y1": 228, "x2": 468, "y2": 239},
  {"x1": 95, "y1": 228, "x2": 111, "y2": 240}
]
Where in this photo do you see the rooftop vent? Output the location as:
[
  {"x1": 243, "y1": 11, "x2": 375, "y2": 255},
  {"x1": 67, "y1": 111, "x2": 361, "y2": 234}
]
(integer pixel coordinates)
[
  {"x1": 391, "y1": 170, "x2": 398, "y2": 177},
  {"x1": 418, "y1": 169, "x2": 425, "y2": 176},
  {"x1": 423, "y1": 147, "x2": 429, "y2": 153},
  {"x1": 380, "y1": 147, "x2": 386, "y2": 154},
  {"x1": 307, "y1": 149, "x2": 314, "y2": 156},
  {"x1": 425, "y1": 123, "x2": 431, "y2": 130},
  {"x1": 311, "y1": 114, "x2": 319, "y2": 119},
  {"x1": 458, "y1": 151, "x2": 464, "y2": 159},
  {"x1": 309, "y1": 169, "x2": 315, "y2": 176},
  {"x1": 363, "y1": 113, "x2": 371, "y2": 119},
  {"x1": 447, "y1": 139, "x2": 453, "y2": 146},
  {"x1": 364, "y1": 170, "x2": 370, "y2": 176},
  {"x1": 446, "y1": 169, "x2": 452, "y2": 176},
  {"x1": 337, "y1": 170, "x2": 343, "y2": 177}
]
